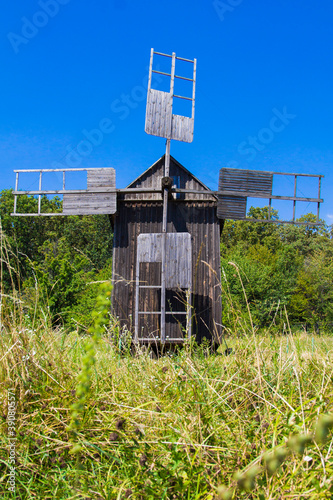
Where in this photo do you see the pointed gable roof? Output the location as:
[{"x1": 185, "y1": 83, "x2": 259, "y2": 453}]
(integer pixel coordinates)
[
  {"x1": 123, "y1": 154, "x2": 216, "y2": 202},
  {"x1": 126, "y1": 155, "x2": 212, "y2": 192}
]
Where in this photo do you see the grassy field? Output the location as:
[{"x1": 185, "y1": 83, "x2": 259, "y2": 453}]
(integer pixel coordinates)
[{"x1": 1, "y1": 314, "x2": 333, "y2": 499}]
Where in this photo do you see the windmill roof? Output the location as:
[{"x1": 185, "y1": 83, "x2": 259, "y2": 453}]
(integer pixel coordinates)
[{"x1": 126, "y1": 155, "x2": 212, "y2": 192}]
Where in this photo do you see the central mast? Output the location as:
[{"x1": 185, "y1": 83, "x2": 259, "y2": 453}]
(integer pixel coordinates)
[{"x1": 161, "y1": 52, "x2": 175, "y2": 342}]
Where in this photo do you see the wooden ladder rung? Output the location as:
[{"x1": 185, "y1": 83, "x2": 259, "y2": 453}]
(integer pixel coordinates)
[
  {"x1": 166, "y1": 312, "x2": 187, "y2": 315},
  {"x1": 138, "y1": 311, "x2": 161, "y2": 315},
  {"x1": 139, "y1": 286, "x2": 162, "y2": 289}
]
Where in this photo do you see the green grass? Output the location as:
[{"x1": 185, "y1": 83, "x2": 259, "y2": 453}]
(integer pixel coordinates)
[{"x1": 1, "y1": 324, "x2": 333, "y2": 499}]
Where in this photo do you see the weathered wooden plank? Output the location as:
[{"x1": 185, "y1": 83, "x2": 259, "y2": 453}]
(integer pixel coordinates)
[
  {"x1": 192, "y1": 58, "x2": 197, "y2": 122},
  {"x1": 145, "y1": 89, "x2": 173, "y2": 139},
  {"x1": 160, "y1": 232, "x2": 166, "y2": 342},
  {"x1": 87, "y1": 168, "x2": 115, "y2": 188},
  {"x1": 13, "y1": 167, "x2": 119, "y2": 173},
  {"x1": 63, "y1": 193, "x2": 117, "y2": 215},
  {"x1": 138, "y1": 311, "x2": 162, "y2": 315},
  {"x1": 13, "y1": 188, "x2": 117, "y2": 195},
  {"x1": 217, "y1": 195, "x2": 247, "y2": 219},
  {"x1": 171, "y1": 114, "x2": 194, "y2": 143},
  {"x1": 165, "y1": 233, "x2": 191, "y2": 288},
  {"x1": 134, "y1": 242, "x2": 141, "y2": 343},
  {"x1": 219, "y1": 168, "x2": 273, "y2": 195},
  {"x1": 137, "y1": 234, "x2": 163, "y2": 262}
]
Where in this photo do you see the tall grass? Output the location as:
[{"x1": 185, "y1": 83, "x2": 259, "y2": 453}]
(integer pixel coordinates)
[
  {"x1": 1, "y1": 323, "x2": 333, "y2": 498},
  {"x1": 0, "y1": 234, "x2": 333, "y2": 498}
]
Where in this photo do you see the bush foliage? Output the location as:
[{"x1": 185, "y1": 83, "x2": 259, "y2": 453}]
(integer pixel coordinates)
[
  {"x1": 0, "y1": 190, "x2": 113, "y2": 329},
  {"x1": 221, "y1": 207, "x2": 333, "y2": 331}
]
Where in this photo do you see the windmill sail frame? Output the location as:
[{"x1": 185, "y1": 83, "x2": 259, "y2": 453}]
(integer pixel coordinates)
[{"x1": 145, "y1": 49, "x2": 197, "y2": 144}]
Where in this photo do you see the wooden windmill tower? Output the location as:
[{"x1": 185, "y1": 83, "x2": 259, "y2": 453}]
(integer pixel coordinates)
[{"x1": 11, "y1": 48, "x2": 324, "y2": 346}]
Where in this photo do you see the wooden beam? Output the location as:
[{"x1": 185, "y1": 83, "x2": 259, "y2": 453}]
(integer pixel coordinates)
[
  {"x1": 134, "y1": 246, "x2": 140, "y2": 343},
  {"x1": 229, "y1": 218, "x2": 325, "y2": 226},
  {"x1": 12, "y1": 187, "x2": 323, "y2": 203},
  {"x1": 13, "y1": 187, "x2": 163, "y2": 195},
  {"x1": 13, "y1": 167, "x2": 115, "y2": 173},
  {"x1": 10, "y1": 213, "x2": 65, "y2": 217},
  {"x1": 176, "y1": 189, "x2": 323, "y2": 203},
  {"x1": 192, "y1": 58, "x2": 197, "y2": 121}
]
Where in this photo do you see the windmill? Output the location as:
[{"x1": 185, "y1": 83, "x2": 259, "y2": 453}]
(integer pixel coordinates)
[{"x1": 11, "y1": 48, "x2": 324, "y2": 346}]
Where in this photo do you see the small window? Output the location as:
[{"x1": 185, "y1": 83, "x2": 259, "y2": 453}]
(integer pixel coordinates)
[{"x1": 172, "y1": 176, "x2": 180, "y2": 199}]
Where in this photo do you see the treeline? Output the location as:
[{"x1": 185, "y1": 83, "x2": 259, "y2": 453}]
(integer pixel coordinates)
[
  {"x1": 221, "y1": 207, "x2": 333, "y2": 332},
  {"x1": 1, "y1": 190, "x2": 332, "y2": 332}
]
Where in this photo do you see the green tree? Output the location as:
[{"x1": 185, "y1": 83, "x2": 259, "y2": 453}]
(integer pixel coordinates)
[{"x1": 289, "y1": 249, "x2": 333, "y2": 327}]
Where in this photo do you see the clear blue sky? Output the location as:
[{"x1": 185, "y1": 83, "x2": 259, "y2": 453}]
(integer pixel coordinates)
[{"x1": 1, "y1": 0, "x2": 332, "y2": 222}]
